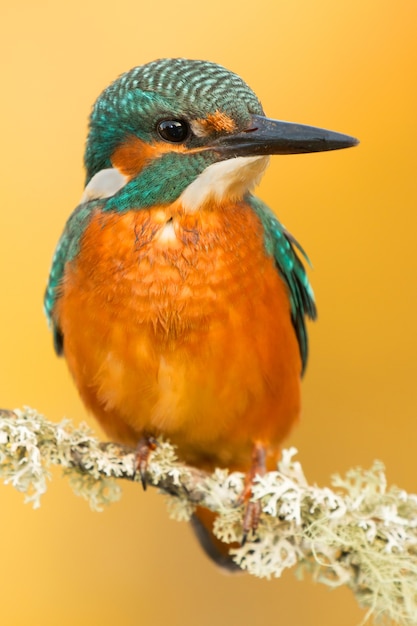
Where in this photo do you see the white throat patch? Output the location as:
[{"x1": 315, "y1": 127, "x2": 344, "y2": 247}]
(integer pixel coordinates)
[
  {"x1": 179, "y1": 155, "x2": 269, "y2": 212},
  {"x1": 79, "y1": 168, "x2": 128, "y2": 204}
]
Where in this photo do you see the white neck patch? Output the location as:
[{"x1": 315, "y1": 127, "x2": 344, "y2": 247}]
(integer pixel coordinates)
[
  {"x1": 78, "y1": 157, "x2": 269, "y2": 211},
  {"x1": 179, "y1": 155, "x2": 269, "y2": 213},
  {"x1": 79, "y1": 168, "x2": 128, "y2": 204}
]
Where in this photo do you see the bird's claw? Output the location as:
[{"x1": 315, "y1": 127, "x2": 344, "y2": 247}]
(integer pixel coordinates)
[
  {"x1": 241, "y1": 500, "x2": 262, "y2": 545},
  {"x1": 239, "y1": 441, "x2": 267, "y2": 545},
  {"x1": 134, "y1": 436, "x2": 158, "y2": 490}
]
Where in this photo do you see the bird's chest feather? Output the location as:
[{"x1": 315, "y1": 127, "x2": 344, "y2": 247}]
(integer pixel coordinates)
[{"x1": 56, "y1": 200, "x2": 301, "y2": 467}]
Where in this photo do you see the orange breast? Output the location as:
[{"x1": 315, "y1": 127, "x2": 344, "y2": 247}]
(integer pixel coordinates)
[{"x1": 56, "y1": 200, "x2": 302, "y2": 472}]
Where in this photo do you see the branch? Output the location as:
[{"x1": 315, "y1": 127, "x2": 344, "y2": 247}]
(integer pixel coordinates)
[{"x1": 1, "y1": 408, "x2": 417, "y2": 625}]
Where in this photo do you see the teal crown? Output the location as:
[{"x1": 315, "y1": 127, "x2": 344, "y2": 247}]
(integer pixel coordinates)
[{"x1": 84, "y1": 58, "x2": 264, "y2": 183}]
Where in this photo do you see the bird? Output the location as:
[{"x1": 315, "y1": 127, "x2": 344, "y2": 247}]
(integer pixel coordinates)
[{"x1": 44, "y1": 58, "x2": 357, "y2": 571}]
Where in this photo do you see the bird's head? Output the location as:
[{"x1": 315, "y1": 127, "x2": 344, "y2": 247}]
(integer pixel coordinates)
[{"x1": 83, "y1": 58, "x2": 357, "y2": 211}]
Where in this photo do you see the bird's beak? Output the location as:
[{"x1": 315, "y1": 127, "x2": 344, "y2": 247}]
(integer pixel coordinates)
[{"x1": 211, "y1": 114, "x2": 359, "y2": 157}]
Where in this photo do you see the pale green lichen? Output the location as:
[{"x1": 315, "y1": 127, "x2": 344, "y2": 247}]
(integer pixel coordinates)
[
  {"x1": 1, "y1": 409, "x2": 417, "y2": 625},
  {"x1": 0, "y1": 408, "x2": 131, "y2": 510},
  {"x1": 221, "y1": 449, "x2": 417, "y2": 625},
  {"x1": 164, "y1": 494, "x2": 196, "y2": 522}
]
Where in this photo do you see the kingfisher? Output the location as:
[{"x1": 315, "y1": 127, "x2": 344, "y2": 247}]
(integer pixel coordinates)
[{"x1": 44, "y1": 58, "x2": 357, "y2": 570}]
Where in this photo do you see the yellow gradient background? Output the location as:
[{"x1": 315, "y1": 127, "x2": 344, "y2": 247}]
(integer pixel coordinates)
[{"x1": 1, "y1": 1, "x2": 416, "y2": 624}]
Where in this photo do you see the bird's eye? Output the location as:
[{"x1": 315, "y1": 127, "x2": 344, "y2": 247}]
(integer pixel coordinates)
[{"x1": 157, "y1": 119, "x2": 190, "y2": 143}]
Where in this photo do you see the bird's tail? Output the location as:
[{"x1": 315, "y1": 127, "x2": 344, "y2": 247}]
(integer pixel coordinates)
[{"x1": 190, "y1": 507, "x2": 242, "y2": 573}]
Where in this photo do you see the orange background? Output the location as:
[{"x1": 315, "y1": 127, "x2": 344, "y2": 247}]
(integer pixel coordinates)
[{"x1": 1, "y1": 1, "x2": 416, "y2": 624}]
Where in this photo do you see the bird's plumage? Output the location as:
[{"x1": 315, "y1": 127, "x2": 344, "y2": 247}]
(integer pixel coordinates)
[
  {"x1": 45, "y1": 58, "x2": 356, "y2": 570},
  {"x1": 44, "y1": 192, "x2": 316, "y2": 370}
]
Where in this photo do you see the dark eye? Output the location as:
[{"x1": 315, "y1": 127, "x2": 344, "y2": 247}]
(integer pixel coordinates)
[{"x1": 157, "y1": 119, "x2": 190, "y2": 143}]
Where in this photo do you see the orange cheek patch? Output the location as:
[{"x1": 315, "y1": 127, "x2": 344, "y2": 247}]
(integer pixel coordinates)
[
  {"x1": 111, "y1": 136, "x2": 156, "y2": 178},
  {"x1": 111, "y1": 135, "x2": 191, "y2": 179},
  {"x1": 195, "y1": 110, "x2": 237, "y2": 135}
]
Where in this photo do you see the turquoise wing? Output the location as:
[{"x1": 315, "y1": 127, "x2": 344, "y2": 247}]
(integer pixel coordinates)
[
  {"x1": 44, "y1": 200, "x2": 100, "y2": 355},
  {"x1": 248, "y1": 195, "x2": 317, "y2": 373}
]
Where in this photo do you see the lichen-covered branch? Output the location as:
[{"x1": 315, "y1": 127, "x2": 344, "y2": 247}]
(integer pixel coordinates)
[{"x1": 1, "y1": 408, "x2": 417, "y2": 625}]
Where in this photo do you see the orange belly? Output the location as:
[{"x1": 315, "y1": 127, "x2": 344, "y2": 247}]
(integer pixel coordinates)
[{"x1": 56, "y1": 199, "x2": 302, "y2": 472}]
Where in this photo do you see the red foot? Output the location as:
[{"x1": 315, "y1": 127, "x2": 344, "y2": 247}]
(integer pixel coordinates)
[
  {"x1": 135, "y1": 436, "x2": 158, "y2": 490},
  {"x1": 240, "y1": 441, "x2": 267, "y2": 544}
]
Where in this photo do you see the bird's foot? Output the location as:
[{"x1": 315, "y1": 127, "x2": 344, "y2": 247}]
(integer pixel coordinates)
[
  {"x1": 134, "y1": 436, "x2": 158, "y2": 490},
  {"x1": 239, "y1": 441, "x2": 267, "y2": 545},
  {"x1": 242, "y1": 501, "x2": 262, "y2": 545}
]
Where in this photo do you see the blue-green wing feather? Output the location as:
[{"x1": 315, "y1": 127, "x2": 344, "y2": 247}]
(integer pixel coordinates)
[
  {"x1": 44, "y1": 200, "x2": 101, "y2": 355},
  {"x1": 248, "y1": 195, "x2": 317, "y2": 374}
]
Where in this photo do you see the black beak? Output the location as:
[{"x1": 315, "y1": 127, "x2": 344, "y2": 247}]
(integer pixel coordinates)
[{"x1": 211, "y1": 114, "x2": 359, "y2": 157}]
